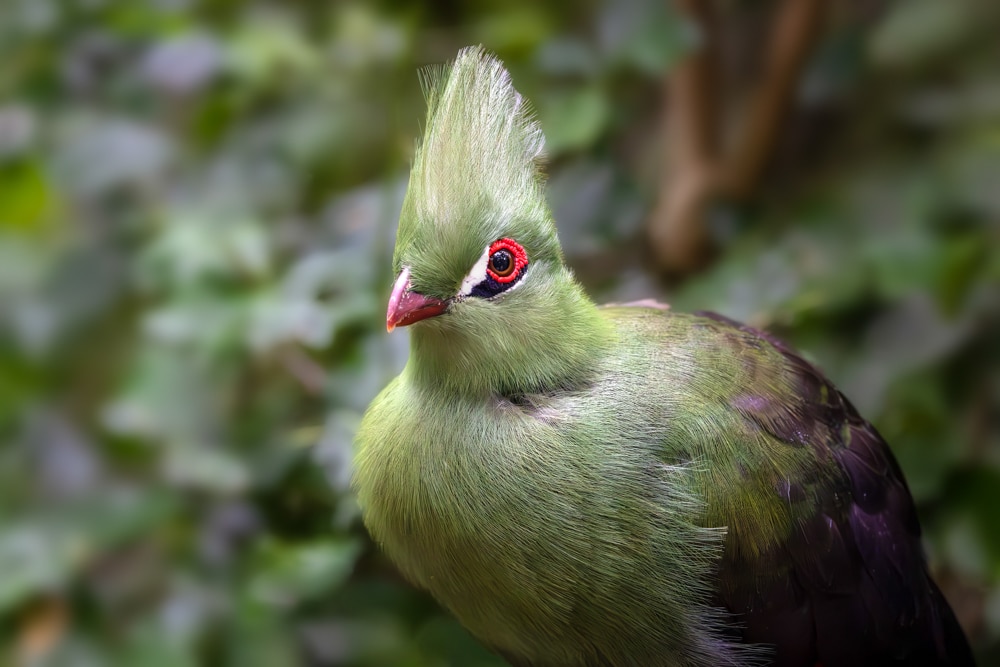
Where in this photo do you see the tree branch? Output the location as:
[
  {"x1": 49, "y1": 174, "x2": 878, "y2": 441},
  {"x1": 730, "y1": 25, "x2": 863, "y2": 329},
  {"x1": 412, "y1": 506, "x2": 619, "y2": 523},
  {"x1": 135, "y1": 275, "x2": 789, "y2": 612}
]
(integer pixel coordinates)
[
  {"x1": 647, "y1": 0, "x2": 828, "y2": 275},
  {"x1": 720, "y1": 0, "x2": 827, "y2": 199},
  {"x1": 647, "y1": 0, "x2": 720, "y2": 275}
]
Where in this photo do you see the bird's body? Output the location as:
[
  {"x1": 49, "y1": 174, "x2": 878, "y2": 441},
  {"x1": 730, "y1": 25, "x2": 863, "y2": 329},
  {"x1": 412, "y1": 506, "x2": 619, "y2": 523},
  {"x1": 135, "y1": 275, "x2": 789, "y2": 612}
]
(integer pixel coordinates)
[{"x1": 353, "y1": 47, "x2": 974, "y2": 666}]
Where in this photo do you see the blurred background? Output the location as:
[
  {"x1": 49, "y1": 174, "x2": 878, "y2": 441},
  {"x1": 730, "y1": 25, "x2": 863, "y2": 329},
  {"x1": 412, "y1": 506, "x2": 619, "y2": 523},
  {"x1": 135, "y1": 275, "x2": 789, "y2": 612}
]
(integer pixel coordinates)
[{"x1": 1, "y1": 0, "x2": 998, "y2": 664}]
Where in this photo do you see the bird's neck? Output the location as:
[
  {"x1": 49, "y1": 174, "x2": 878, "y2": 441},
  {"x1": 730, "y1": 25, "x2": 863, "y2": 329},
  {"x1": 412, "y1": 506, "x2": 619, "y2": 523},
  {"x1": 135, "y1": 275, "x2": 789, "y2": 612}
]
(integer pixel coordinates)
[{"x1": 405, "y1": 275, "x2": 614, "y2": 398}]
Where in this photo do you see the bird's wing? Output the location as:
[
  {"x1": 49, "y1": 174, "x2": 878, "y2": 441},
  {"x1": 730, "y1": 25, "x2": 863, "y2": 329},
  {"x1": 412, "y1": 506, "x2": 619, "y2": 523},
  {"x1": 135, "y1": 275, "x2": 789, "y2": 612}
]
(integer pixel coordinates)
[{"x1": 685, "y1": 310, "x2": 974, "y2": 667}]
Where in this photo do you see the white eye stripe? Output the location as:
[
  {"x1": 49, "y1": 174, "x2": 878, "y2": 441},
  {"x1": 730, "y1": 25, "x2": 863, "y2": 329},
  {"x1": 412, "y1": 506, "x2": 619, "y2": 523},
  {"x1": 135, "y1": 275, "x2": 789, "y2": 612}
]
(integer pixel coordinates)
[{"x1": 458, "y1": 244, "x2": 492, "y2": 297}]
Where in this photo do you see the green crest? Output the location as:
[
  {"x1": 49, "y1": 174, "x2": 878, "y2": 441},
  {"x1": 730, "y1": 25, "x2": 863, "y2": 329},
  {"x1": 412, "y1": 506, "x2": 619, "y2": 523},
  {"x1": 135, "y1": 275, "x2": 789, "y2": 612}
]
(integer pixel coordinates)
[{"x1": 394, "y1": 46, "x2": 557, "y2": 297}]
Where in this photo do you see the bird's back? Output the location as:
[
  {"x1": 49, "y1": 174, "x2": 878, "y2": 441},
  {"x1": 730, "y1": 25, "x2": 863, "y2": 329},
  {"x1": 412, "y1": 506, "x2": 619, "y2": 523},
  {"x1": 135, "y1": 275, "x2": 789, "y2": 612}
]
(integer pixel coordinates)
[{"x1": 616, "y1": 306, "x2": 975, "y2": 666}]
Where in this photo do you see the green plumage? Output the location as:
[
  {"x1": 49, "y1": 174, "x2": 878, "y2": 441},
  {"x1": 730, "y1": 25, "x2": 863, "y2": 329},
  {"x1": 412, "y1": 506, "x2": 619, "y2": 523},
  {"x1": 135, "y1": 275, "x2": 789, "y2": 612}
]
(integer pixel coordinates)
[{"x1": 354, "y1": 47, "x2": 973, "y2": 666}]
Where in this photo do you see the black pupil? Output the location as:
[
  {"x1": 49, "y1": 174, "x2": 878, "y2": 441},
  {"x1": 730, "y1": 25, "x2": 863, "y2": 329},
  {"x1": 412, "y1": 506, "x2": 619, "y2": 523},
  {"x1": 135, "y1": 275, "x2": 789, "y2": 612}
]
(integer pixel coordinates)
[{"x1": 490, "y1": 250, "x2": 512, "y2": 274}]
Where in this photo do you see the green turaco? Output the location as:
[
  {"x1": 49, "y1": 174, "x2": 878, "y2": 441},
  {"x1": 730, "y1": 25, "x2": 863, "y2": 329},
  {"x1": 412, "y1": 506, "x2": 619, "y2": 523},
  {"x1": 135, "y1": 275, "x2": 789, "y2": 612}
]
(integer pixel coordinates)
[{"x1": 353, "y1": 46, "x2": 974, "y2": 667}]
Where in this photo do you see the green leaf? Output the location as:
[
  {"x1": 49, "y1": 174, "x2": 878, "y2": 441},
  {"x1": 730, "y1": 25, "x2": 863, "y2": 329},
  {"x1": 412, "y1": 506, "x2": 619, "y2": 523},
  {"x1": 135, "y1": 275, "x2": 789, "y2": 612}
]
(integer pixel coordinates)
[
  {"x1": 0, "y1": 159, "x2": 52, "y2": 230},
  {"x1": 870, "y1": 0, "x2": 988, "y2": 68},
  {"x1": 598, "y1": 0, "x2": 692, "y2": 74},
  {"x1": 249, "y1": 537, "x2": 362, "y2": 608},
  {"x1": 0, "y1": 490, "x2": 176, "y2": 612},
  {"x1": 539, "y1": 84, "x2": 610, "y2": 154},
  {"x1": 163, "y1": 444, "x2": 251, "y2": 495},
  {"x1": 225, "y1": 15, "x2": 321, "y2": 85}
]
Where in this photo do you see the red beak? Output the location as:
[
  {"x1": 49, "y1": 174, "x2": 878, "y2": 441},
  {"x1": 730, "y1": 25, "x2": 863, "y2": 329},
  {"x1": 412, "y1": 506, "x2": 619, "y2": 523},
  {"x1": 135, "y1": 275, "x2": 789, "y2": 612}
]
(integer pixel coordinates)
[{"x1": 386, "y1": 268, "x2": 449, "y2": 332}]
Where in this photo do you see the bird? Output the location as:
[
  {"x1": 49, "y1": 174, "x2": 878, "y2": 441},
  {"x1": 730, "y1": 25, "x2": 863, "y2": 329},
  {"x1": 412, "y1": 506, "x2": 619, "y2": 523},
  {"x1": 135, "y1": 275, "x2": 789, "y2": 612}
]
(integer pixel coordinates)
[{"x1": 352, "y1": 46, "x2": 975, "y2": 667}]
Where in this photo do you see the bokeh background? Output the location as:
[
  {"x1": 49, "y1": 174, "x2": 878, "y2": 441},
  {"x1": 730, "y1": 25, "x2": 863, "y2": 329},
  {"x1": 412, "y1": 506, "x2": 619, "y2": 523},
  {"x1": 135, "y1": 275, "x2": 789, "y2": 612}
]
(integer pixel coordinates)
[{"x1": 2, "y1": 0, "x2": 999, "y2": 664}]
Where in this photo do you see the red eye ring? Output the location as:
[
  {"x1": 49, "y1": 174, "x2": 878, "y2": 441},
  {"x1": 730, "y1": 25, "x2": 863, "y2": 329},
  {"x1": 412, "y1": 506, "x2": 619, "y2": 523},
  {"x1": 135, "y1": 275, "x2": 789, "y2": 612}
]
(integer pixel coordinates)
[{"x1": 486, "y1": 238, "x2": 528, "y2": 284}]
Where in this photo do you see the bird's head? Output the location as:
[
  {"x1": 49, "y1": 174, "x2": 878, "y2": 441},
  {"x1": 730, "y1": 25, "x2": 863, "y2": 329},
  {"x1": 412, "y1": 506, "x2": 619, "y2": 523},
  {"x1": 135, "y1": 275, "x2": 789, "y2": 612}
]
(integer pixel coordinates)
[
  {"x1": 386, "y1": 47, "x2": 609, "y2": 394},
  {"x1": 388, "y1": 46, "x2": 562, "y2": 334}
]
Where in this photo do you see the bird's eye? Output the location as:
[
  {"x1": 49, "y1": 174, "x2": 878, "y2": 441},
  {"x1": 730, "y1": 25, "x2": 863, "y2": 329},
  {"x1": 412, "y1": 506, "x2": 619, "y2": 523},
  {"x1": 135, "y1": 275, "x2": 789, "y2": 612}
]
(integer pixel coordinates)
[
  {"x1": 464, "y1": 237, "x2": 529, "y2": 299},
  {"x1": 488, "y1": 249, "x2": 514, "y2": 277},
  {"x1": 483, "y1": 238, "x2": 528, "y2": 286}
]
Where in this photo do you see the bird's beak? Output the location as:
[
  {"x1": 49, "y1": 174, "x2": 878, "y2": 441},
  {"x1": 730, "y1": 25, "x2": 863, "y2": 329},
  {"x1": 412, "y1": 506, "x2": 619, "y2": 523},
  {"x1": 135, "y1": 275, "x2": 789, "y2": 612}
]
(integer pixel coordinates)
[{"x1": 386, "y1": 268, "x2": 449, "y2": 332}]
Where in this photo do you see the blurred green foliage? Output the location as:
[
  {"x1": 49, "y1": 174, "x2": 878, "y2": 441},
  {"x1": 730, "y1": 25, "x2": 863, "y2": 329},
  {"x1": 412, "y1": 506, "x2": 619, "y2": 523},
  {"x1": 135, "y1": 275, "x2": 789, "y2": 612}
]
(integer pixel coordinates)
[{"x1": 0, "y1": 0, "x2": 998, "y2": 665}]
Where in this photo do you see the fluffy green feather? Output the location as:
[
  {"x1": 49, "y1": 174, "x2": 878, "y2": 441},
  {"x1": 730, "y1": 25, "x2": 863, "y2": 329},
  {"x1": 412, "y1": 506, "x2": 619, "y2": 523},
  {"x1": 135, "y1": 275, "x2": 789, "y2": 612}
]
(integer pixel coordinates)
[
  {"x1": 358, "y1": 46, "x2": 749, "y2": 665},
  {"x1": 354, "y1": 46, "x2": 974, "y2": 667},
  {"x1": 357, "y1": 310, "x2": 759, "y2": 666}
]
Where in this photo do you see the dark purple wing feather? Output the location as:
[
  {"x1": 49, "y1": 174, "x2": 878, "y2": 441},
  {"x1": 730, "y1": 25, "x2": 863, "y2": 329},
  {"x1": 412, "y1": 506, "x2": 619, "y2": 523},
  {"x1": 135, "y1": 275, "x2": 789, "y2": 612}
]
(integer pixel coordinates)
[{"x1": 696, "y1": 311, "x2": 975, "y2": 667}]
